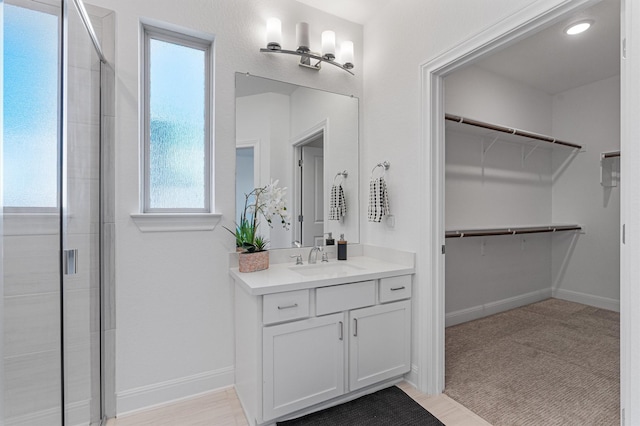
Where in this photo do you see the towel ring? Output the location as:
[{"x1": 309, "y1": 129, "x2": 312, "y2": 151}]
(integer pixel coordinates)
[
  {"x1": 334, "y1": 170, "x2": 348, "y2": 185},
  {"x1": 371, "y1": 161, "x2": 390, "y2": 178}
]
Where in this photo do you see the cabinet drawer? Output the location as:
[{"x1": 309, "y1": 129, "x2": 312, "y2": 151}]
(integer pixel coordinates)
[
  {"x1": 316, "y1": 281, "x2": 375, "y2": 316},
  {"x1": 263, "y1": 290, "x2": 310, "y2": 325},
  {"x1": 379, "y1": 275, "x2": 412, "y2": 303}
]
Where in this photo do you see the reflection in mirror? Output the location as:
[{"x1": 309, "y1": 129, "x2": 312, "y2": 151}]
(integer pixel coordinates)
[{"x1": 235, "y1": 73, "x2": 359, "y2": 249}]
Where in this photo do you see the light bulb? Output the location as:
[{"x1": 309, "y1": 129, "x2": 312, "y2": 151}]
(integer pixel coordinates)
[
  {"x1": 322, "y1": 30, "x2": 336, "y2": 60},
  {"x1": 266, "y1": 17, "x2": 282, "y2": 50},
  {"x1": 296, "y1": 22, "x2": 310, "y2": 52},
  {"x1": 340, "y1": 41, "x2": 354, "y2": 69},
  {"x1": 565, "y1": 20, "x2": 593, "y2": 35}
]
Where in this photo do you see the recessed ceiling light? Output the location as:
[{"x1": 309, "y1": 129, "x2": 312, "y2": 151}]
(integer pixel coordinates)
[{"x1": 565, "y1": 20, "x2": 593, "y2": 35}]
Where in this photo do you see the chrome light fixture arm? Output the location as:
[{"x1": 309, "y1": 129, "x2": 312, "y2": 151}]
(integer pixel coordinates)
[{"x1": 260, "y1": 48, "x2": 355, "y2": 75}]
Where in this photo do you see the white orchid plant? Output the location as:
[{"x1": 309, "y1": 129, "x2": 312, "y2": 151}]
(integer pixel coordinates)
[{"x1": 228, "y1": 180, "x2": 290, "y2": 253}]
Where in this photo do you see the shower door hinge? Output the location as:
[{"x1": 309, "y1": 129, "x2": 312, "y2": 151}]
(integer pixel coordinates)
[
  {"x1": 298, "y1": 215, "x2": 303, "y2": 223},
  {"x1": 298, "y1": 159, "x2": 303, "y2": 167},
  {"x1": 64, "y1": 249, "x2": 78, "y2": 275}
]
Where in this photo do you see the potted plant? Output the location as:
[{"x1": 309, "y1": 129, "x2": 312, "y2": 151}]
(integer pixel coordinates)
[{"x1": 228, "y1": 180, "x2": 290, "y2": 272}]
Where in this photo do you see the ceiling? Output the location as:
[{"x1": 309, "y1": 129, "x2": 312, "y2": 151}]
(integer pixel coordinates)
[
  {"x1": 475, "y1": 0, "x2": 620, "y2": 95},
  {"x1": 293, "y1": 0, "x2": 620, "y2": 95},
  {"x1": 292, "y1": 0, "x2": 392, "y2": 25}
]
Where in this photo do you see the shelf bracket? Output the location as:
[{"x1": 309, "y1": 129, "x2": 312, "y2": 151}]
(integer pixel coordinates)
[
  {"x1": 522, "y1": 141, "x2": 543, "y2": 166},
  {"x1": 600, "y1": 151, "x2": 620, "y2": 187},
  {"x1": 481, "y1": 135, "x2": 500, "y2": 165}
]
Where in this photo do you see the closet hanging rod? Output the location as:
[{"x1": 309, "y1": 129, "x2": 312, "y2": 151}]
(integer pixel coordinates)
[
  {"x1": 445, "y1": 113, "x2": 583, "y2": 150},
  {"x1": 603, "y1": 151, "x2": 621, "y2": 158},
  {"x1": 445, "y1": 225, "x2": 582, "y2": 239}
]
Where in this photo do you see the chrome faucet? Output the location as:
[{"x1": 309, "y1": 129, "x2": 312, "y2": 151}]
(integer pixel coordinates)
[{"x1": 308, "y1": 246, "x2": 323, "y2": 264}]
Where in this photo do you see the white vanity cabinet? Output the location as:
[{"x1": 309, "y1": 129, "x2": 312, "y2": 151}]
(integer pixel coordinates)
[
  {"x1": 262, "y1": 313, "x2": 345, "y2": 420},
  {"x1": 233, "y1": 271, "x2": 413, "y2": 426},
  {"x1": 348, "y1": 299, "x2": 411, "y2": 391}
]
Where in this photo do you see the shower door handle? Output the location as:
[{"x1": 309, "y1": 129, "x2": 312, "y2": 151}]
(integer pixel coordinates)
[{"x1": 64, "y1": 249, "x2": 78, "y2": 275}]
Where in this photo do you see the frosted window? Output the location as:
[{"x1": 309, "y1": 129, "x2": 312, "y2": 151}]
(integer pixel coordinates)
[
  {"x1": 146, "y1": 34, "x2": 210, "y2": 211},
  {"x1": 3, "y1": 4, "x2": 59, "y2": 208}
]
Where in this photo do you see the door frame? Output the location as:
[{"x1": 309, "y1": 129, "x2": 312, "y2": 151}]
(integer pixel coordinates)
[
  {"x1": 291, "y1": 119, "x2": 328, "y2": 245},
  {"x1": 417, "y1": 0, "x2": 625, "y2": 401}
]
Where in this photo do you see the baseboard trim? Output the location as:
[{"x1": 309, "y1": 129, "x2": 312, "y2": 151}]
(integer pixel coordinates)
[
  {"x1": 445, "y1": 289, "x2": 552, "y2": 327},
  {"x1": 116, "y1": 366, "x2": 234, "y2": 416},
  {"x1": 403, "y1": 364, "x2": 419, "y2": 389},
  {"x1": 553, "y1": 288, "x2": 620, "y2": 312}
]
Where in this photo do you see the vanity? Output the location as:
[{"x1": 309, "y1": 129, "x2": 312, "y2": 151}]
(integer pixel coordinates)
[{"x1": 230, "y1": 246, "x2": 415, "y2": 425}]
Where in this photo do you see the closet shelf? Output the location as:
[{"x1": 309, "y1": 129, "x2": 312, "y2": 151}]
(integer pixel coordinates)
[
  {"x1": 445, "y1": 224, "x2": 582, "y2": 239},
  {"x1": 445, "y1": 113, "x2": 583, "y2": 150}
]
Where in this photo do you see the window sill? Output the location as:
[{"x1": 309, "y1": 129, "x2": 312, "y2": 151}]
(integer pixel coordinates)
[{"x1": 131, "y1": 213, "x2": 222, "y2": 232}]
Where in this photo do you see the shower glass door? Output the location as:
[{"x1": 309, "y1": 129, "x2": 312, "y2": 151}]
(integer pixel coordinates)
[
  {"x1": 63, "y1": 1, "x2": 103, "y2": 424},
  {"x1": 2, "y1": 0, "x2": 103, "y2": 424}
]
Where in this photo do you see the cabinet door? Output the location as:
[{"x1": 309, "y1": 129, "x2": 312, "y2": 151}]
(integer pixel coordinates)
[
  {"x1": 349, "y1": 300, "x2": 411, "y2": 391},
  {"x1": 263, "y1": 313, "x2": 345, "y2": 421}
]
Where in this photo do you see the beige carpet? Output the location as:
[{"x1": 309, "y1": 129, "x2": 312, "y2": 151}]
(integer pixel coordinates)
[{"x1": 444, "y1": 298, "x2": 620, "y2": 426}]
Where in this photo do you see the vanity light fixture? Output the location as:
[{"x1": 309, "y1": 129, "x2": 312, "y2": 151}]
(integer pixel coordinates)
[
  {"x1": 261, "y1": 18, "x2": 355, "y2": 75},
  {"x1": 564, "y1": 20, "x2": 593, "y2": 35}
]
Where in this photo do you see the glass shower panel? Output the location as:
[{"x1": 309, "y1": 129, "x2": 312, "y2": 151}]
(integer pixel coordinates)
[
  {"x1": 3, "y1": 0, "x2": 106, "y2": 424},
  {"x1": 63, "y1": 2, "x2": 102, "y2": 425},
  {"x1": 3, "y1": 1, "x2": 63, "y2": 424}
]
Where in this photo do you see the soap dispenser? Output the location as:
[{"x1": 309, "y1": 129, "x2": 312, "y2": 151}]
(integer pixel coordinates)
[
  {"x1": 325, "y1": 232, "x2": 335, "y2": 246},
  {"x1": 337, "y1": 234, "x2": 347, "y2": 260}
]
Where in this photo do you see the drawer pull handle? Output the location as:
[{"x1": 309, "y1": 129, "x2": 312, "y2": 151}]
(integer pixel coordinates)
[
  {"x1": 353, "y1": 318, "x2": 358, "y2": 336},
  {"x1": 339, "y1": 321, "x2": 344, "y2": 340},
  {"x1": 390, "y1": 286, "x2": 406, "y2": 291},
  {"x1": 277, "y1": 303, "x2": 298, "y2": 310}
]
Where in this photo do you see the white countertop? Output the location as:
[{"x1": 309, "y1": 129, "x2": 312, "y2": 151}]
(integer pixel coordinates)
[{"x1": 230, "y1": 254, "x2": 415, "y2": 296}]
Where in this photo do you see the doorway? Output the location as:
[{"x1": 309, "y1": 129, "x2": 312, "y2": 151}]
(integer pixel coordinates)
[
  {"x1": 294, "y1": 132, "x2": 325, "y2": 247},
  {"x1": 417, "y1": 0, "x2": 632, "y2": 405},
  {"x1": 2, "y1": 0, "x2": 114, "y2": 424}
]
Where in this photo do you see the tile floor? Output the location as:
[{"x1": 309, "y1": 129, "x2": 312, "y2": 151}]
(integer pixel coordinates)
[{"x1": 106, "y1": 381, "x2": 490, "y2": 425}]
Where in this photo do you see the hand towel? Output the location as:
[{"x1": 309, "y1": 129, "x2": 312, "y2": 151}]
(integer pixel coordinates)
[
  {"x1": 368, "y1": 177, "x2": 390, "y2": 222},
  {"x1": 329, "y1": 184, "x2": 346, "y2": 220}
]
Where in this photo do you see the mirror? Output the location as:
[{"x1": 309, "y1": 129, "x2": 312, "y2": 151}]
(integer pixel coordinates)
[{"x1": 235, "y1": 73, "x2": 359, "y2": 249}]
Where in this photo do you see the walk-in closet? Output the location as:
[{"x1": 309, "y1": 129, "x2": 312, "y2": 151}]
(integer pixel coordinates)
[{"x1": 442, "y1": 0, "x2": 621, "y2": 423}]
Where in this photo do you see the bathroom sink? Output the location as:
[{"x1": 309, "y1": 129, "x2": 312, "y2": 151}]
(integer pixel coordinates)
[{"x1": 289, "y1": 262, "x2": 365, "y2": 277}]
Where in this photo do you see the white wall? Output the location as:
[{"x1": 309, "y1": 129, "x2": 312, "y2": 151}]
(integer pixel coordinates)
[
  {"x1": 85, "y1": 0, "x2": 362, "y2": 414},
  {"x1": 445, "y1": 65, "x2": 553, "y2": 135},
  {"x1": 551, "y1": 75, "x2": 620, "y2": 310}
]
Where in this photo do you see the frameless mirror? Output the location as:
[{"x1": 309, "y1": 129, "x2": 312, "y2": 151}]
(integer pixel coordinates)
[{"x1": 235, "y1": 73, "x2": 359, "y2": 249}]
